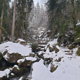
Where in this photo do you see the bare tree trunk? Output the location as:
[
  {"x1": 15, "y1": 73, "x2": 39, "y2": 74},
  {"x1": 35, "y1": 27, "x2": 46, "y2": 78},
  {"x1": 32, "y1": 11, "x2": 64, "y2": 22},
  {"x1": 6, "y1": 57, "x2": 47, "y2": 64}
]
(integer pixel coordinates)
[
  {"x1": 11, "y1": 0, "x2": 16, "y2": 42},
  {"x1": 21, "y1": 22, "x2": 24, "y2": 39},
  {"x1": 25, "y1": 30, "x2": 28, "y2": 42},
  {"x1": 0, "y1": 3, "x2": 4, "y2": 42},
  {"x1": 71, "y1": 0, "x2": 76, "y2": 32}
]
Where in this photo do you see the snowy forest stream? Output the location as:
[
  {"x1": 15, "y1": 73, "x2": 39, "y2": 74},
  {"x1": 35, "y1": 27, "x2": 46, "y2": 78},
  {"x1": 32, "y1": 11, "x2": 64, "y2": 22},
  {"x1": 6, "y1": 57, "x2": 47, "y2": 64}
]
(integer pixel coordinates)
[{"x1": 0, "y1": 0, "x2": 80, "y2": 80}]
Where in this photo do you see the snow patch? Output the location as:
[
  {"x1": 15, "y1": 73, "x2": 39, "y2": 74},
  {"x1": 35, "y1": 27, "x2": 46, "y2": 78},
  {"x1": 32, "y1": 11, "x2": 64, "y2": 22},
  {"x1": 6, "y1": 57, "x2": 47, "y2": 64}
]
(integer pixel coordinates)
[
  {"x1": 26, "y1": 57, "x2": 37, "y2": 61},
  {"x1": 0, "y1": 41, "x2": 31, "y2": 56},
  {"x1": 31, "y1": 59, "x2": 53, "y2": 80},
  {"x1": 76, "y1": 22, "x2": 80, "y2": 26},
  {"x1": 17, "y1": 57, "x2": 37, "y2": 63},
  {"x1": 47, "y1": 38, "x2": 58, "y2": 47},
  {"x1": 0, "y1": 68, "x2": 12, "y2": 78}
]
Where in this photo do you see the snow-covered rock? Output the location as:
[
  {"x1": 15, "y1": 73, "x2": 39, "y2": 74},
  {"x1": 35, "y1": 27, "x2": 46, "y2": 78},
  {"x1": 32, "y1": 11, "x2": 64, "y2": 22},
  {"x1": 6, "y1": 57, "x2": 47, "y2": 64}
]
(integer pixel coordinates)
[
  {"x1": 76, "y1": 22, "x2": 80, "y2": 26},
  {"x1": 0, "y1": 68, "x2": 12, "y2": 78},
  {"x1": 19, "y1": 77, "x2": 23, "y2": 80},
  {"x1": 17, "y1": 57, "x2": 37, "y2": 67},
  {"x1": 13, "y1": 65, "x2": 20, "y2": 70},
  {"x1": 15, "y1": 38, "x2": 26, "y2": 45},
  {"x1": 47, "y1": 38, "x2": 58, "y2": 47},
  {"x1": 17, "y1": 57, "x2": 37, "y2": 66},
  {"x1": 0, "y1": 41, "x2": 32, "y2": 63}
]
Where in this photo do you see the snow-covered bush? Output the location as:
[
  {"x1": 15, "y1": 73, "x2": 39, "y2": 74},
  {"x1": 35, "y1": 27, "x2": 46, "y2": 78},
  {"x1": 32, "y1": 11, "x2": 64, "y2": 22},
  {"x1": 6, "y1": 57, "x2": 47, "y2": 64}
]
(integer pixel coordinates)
[{"x1": 31, "y1": 43, "x2": 38, "y2": 52}]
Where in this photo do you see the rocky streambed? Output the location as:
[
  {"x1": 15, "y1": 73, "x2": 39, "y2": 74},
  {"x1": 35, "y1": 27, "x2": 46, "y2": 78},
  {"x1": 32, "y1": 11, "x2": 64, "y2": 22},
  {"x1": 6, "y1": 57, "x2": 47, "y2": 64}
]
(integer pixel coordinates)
[
  {"x1": 0, "y1": 39, "x2": 39, "y2": 80},
  {"x1": 0, "y1": 38, "x2": 78, "y2": 80}
]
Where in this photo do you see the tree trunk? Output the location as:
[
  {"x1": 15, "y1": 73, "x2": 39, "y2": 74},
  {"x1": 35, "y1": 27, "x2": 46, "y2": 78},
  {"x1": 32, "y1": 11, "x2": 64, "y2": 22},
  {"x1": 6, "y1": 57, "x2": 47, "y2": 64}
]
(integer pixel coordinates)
[
  {"x1": 25, "y1": 30, "x2": 28, "y2": 42},
  {"x1": 11, "y1": 0, "x2": 16, "y2": 42},
  {"x1": 21, "y1": 21, "x2": 24, "y2": 39},
  {"x1": 0, "y1": 3, "x2": 4, "y2": 42},
  {"x1": 71, "y1": 0, "x2": 76, "y2": 32}
]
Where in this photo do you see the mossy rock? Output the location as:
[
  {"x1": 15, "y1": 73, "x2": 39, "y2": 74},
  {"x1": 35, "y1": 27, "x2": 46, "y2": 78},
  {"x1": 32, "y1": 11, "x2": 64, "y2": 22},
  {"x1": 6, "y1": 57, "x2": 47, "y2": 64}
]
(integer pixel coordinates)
[
  {"x1": 76, "y1": 47, "x2": 80, "y2": 56},
  {"x1": 50, "y1": 65, "x2": 58, "y2": 72},
  {"x1": 44, "y1": 58, "x2": 53, "y2": 65},
  {"x1": 55, "y1": 57, "x2": 62, "y2": 62},
  {"x1": 47, "y1": 44, "x2": 55, "y2": 52},
  {"x1": 15, "y1": 39, "x2": 26, "y2": 45},
  {"x1": 54, "y1": 46, "x2": 59, "y2": 53},
  {"x1": 18, "y1": 60, "x2": 32, "y2": 67},
  {"x1": 37, "y1": 53, "x2": 44, "y2": 59},
  {"x1": 20, "y1": 42, "x2": 26, "y2": 45},
  {"x1": 12, "y1": 67, "x2": 20, "y2": 76},
  {"x1": 29, "y1": 53, "x2": 35, "y2": 57},
  {"x1": 68, "y1": 44, "x2": 75, "y2": 49},
  {"x1": 49, "y1": 46, "x2": 54, "y2": 52},
  {"x1": 3, "y1": 51, "x2": 23, "y2": 63},
  {"x1": 75, "y1": 37, "x2": 80, "y2": 43},
  {"x1": 11, "y1": 65, "x2": 30, "y2": 77}
]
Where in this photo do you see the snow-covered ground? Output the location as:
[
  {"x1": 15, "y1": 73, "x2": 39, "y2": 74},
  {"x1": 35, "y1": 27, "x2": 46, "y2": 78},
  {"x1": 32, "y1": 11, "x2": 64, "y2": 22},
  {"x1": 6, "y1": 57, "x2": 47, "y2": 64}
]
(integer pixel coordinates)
[
  {"x1": 31, "y1": 39, "x2": 80, "y2": 80},
  {"x1": 31, "y1": 55, "x2": 80, "y2": 80},
  {"x1": 0, "y1": 39, "x2": 80, "y2": 80}
]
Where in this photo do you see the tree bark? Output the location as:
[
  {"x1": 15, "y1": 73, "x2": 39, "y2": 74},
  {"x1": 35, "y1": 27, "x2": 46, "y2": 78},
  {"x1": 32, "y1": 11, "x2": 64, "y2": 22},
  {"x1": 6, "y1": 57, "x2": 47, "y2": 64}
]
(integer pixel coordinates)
[
  {"x1": 11, "y1": 0, "x2": 16, "y2": 42},
  {"x1": 0, "y1": 3, "x2": 4, "y2": 42},
  {"x1": 21, "y1": 21, "x2": 24, "y2": 39},
  {"x1": 71, "y1": 0, "x2": 76, "y2": 32}
]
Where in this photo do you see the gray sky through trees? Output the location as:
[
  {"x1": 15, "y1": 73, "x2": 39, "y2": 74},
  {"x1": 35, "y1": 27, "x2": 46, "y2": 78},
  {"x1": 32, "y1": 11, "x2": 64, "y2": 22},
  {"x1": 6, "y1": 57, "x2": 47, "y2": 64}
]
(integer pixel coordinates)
[{"x1": 11, "y1": 0, "x2": 47, "y2": 5}]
